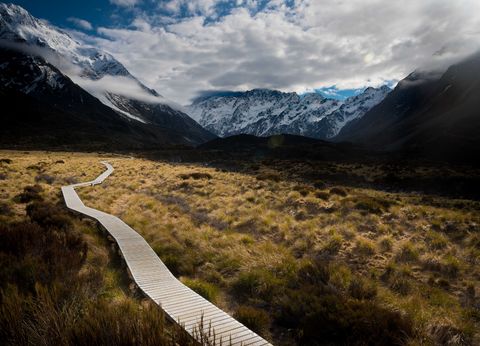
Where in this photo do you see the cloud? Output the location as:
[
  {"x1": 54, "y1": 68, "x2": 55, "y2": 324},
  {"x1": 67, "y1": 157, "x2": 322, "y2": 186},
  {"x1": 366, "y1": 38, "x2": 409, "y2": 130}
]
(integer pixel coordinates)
[
  {"x1": 67, "y1": 17, "x2": 93, "y2": 30},
  {"x1": 80, "y1": 0, "x2": 480, "y2": 105},
  {"x1": 0, "y1": 39, "x2": 83, "y2": 76},
  {"x1": 109, "y1": 0, "x2": 142, "y2": 7}
]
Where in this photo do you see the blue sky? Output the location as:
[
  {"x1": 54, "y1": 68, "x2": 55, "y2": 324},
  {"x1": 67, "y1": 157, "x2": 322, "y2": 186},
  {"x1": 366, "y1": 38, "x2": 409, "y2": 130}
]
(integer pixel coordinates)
[{"x1": 8, "y1": 0, "x2": 480, "y2": 104}]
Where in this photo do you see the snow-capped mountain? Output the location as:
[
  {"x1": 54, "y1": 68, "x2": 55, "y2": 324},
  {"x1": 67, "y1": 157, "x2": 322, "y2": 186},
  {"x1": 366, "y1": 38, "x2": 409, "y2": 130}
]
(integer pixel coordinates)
[
  {"x1": 187, "y1": 86, "x2": 391, "y2": 139},
  {"x1": 0, "y1": 2, "x2": 215, "y2": 144}
]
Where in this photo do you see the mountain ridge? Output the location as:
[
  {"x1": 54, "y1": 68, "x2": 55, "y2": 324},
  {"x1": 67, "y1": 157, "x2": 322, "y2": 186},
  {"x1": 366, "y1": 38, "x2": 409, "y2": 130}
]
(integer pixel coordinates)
[
  {"x1": 0, "y1": 2, "x2": 216, "y2": 146},
  {"x1": 187, "y1": 86, "x2": 391, "y2": 140}
]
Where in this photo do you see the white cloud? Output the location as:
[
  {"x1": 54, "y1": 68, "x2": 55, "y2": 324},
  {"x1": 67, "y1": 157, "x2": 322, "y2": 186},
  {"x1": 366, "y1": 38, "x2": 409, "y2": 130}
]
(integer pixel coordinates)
[
  {"x1": 109, "y1": 0, "x2": 142, "y2": 7},
  {"x1": 82, "y1": 0, "x2": 480, "y2": 104},
  {"x1": 67, "y1": 17, "x2": 93, "y2": 30}
]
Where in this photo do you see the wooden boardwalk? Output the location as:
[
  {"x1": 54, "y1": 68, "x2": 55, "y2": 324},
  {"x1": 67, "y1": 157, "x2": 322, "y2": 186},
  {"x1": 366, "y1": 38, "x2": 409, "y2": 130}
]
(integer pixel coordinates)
[{"x1": 62, "y1": 159, "x2": 272, "y2": 346}]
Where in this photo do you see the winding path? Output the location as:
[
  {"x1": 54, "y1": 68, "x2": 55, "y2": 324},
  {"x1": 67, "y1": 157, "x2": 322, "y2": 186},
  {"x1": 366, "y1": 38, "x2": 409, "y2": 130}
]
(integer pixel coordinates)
[{"x1": 61, "y1": 158, "x2": 272, "y2": 346}]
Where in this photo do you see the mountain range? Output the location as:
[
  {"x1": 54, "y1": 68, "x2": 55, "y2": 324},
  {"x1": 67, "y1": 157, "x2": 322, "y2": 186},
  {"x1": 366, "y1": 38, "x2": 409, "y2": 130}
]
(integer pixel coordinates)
[
  {"x1": 0, "y1": 2, "x2": 215, "y2": 147},
  {"x1": 187, "y1": 86, "x2": 391, "y2": 140},
  {"x1": 1, "y1": 3, "x2": 479, "y2": 166}
]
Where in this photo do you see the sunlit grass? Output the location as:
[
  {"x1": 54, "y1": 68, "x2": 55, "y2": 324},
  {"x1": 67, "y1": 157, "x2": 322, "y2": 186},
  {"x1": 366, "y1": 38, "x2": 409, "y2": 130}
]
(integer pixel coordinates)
[{"x1": 3, "y1": 150, "x2": 478, "y2": 344}]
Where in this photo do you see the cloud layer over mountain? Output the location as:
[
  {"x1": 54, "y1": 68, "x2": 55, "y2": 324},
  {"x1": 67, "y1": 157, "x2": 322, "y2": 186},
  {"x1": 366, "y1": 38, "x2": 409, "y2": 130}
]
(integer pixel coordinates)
[{"x1": 64, "y1": 0, "x2": 480, "y2": 104}]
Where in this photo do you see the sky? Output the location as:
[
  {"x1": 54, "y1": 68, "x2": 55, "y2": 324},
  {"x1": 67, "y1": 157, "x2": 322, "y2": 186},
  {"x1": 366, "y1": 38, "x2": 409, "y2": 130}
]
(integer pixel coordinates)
[{"x1": 10, "y1": 0, "x2": 480, "y2": 105}]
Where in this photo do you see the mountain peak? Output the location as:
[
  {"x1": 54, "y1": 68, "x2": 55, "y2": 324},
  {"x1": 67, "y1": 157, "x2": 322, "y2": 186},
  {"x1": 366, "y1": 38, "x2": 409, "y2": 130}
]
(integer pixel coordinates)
[{"x1": 187, "y1": 86, "x2": 389, "y2": 139}]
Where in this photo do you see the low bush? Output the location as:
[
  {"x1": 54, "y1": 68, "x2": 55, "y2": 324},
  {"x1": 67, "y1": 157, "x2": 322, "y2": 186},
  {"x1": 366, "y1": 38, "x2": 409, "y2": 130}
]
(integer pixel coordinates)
[
  {"x1": 315, "y1": 191, "x2": 330, "y2": 200},
  {"x1": 62, "y1": 176, "x2": 79, "y2": 185},
  {"x1": 26, "y1": 202, "x2": 73, "y2": 230},
  {"x1": 313, "y1": 180, "x2": 327, "y2": 190},
  {"x1": 14, "y1": 185, "x2": 44, "y2": 203},
  {"x1": 322, "y1": 233, "x2": 343, "y2": 254},
  {"x1": 396, "y1": 241, "x2": 420, "y2": 262},
  {"x1": 182, "y1": 278, "x2": 219, "y2": 303},
  {"x1": 156, "y1": 195, "x2": 191, "y2": 212},
  {"x1": 250, "y1": 163, "x2": 261, "y2": 171},
  {"x1": 379, "y1": 235, "x2": 393, "y2": 252},
  {"x1": 35, "y1": 174, "x2": 56, "y2": 184},
  {"x1": 178, "y1": 173, "x2": 212, "y2": 180},
  {"x1": 0, "y1": 203, "x2": 12, "y2": 216},
  {"x1": 329, "y1": 186, "x2": 348, "y2": 197},
  {"x1": 341, "y1": 196, "x2": 396, "y2": 214},
  {"x1": 0, "y1": 173, "x2": 8, "y2": 180},
  {"x1": 355, "y1": 237, "x2": 376, "y2": 255},
  {"x1": 233, "y1": 305, "x2": 271, "y2": 338},
  {"x1": 437, "y1": 277, "x2": 450, "y2": 287},
  {"x1": 276, "y1": 283, "x2": 414, "y2": 345},
  {"x1": 256, "y1": 174, "x2": 280, "y2": 182},
  {"x1": 348, "y1": 277, "x2": 377, "y2": 300},
  {"x1": 55, "y1": 160, "x2": 65, "y2": 164},
  {"x1": 0, "y1": 159, "x2": 12, "y2": 164},
  {"x1": 293, "y1": 185, "x2": 314, "y2": 196}
]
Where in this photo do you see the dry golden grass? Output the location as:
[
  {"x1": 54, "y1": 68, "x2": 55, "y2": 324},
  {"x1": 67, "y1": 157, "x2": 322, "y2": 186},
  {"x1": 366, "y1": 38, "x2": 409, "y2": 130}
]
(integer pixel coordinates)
[{"x1": 3, "y1": 150, "x2": 480, "y2": 345}]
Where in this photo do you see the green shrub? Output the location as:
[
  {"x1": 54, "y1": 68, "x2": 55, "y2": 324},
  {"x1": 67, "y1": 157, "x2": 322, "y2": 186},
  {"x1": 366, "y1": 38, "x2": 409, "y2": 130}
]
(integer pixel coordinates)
[
  {"x1": 256, "y1": 174, "x2": 280, "y2": 182},
  {"x1": 276, "y1": 283, "x2": 414, "y2": 345},
  {"x1": 329, "y1": 186, "x2": 348, "y2": 197},
  {"x1": 292, "y1": 185, "x2": 313, "y2": 196},
  {"x1": 232, "y1": 271, "x2": 261, "y2": 297},
  {"x1": 355, "y1": 237, "x2": 376, "y2": 255},
  {"x1": 390, "y1": 277, "x2": 412, "y2": 295},
  {"x1": 314, "y1": 191, "x2": 330, "y2": 200},
  {"x1": 0, "y1": 203, "x2": 12, "y2": 216},
  {"x1": 182, "y1": 278, "x2": 219, "y2": 303},
  {"x1": 379, "y1": 235, "x2": 393, "y2": 252},
  {"x1": 241, "y1": 236, "x2": 255, "y2": 245},
  {"x1": 162, "y1": 254, "x2": 181, "y2": 276},
  {"x1": 437, "y1": 277, "x2": 450, "y2": 287},
  {"x1": 348, "y1": 277, "x2": 377, "y2": 300},
  {"x1": 313, "y1": 180, "x2": 327, "y2": 190},
  {"x1": 396, "y1": 241, "x2": 420, "y2": 262},
  {"x1": 15, "y1": 185, "x2": 44, "y2": 203},
  {"x1": 0, "y1": 158, "x2": 12, "y2": 164},
  {"x1": 177, "y1": 173, "x2": 212, "y2": 180},
  {"x1": 341, "y1": 196, "x2": 396, "y2": 214},
  {"x1": 26, "y1": 202, "x2": 72, "y2": 230},
  {"x1": 441, "y1": 254, "x2": 463, "y2": 277},
  {"x1": 297, "y1": 260, "x2": 331, "y2": 286},
  {"x1": 35, "y1": 174, "x2": 56, "y2": 184},
  {"x1": 293, "y1": 185, "x2": 314, "y2": 192},
  {"x1": 323, "y1": 233, "x2": 343, "y2": 254},
  {"x1": 233, "y1": 305, "x2": 271, "y2": 338}
]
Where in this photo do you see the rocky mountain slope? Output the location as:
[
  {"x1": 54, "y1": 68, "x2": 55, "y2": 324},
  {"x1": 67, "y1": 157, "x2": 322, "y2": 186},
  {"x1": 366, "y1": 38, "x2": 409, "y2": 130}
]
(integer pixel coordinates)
[
  {"x1": 0, "y1": 3, "x2": 215, "y2": 145},
  {"x1": 334, "y1": 50, "x2": 480, "y2": 165},
  {"x1": 187, "y1": 86, "x2": 390, "y2": 139}
]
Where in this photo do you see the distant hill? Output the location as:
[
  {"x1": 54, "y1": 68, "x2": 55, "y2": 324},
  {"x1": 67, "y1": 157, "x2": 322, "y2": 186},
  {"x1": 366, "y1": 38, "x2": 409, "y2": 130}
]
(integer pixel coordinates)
[{"x1": 198, "y1": 133, "x2": 385, "y2": 163}]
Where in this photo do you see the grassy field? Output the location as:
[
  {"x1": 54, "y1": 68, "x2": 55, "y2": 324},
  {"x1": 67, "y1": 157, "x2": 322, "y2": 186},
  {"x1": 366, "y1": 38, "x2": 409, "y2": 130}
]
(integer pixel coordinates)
[
  {"x1": 0, "y1": 151, "x2": 196, "y2": 346},
  {"x1": 1, "y1": 150, "x2": 480, "y2": 345}
]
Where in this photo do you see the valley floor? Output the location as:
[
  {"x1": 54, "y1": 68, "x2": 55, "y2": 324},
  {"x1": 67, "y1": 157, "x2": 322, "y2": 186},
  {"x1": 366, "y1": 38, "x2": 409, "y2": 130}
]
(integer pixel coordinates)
[{"x1": 1, "y1": 150, "x2": 480, "y2": 345}]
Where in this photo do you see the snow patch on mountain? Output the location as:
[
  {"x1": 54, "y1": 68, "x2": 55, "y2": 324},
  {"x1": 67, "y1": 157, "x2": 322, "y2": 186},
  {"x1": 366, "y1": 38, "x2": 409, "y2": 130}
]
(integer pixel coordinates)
[
  {"x1": 0, "y1": 2, "x2": 204, "y2": 131},
  {"x1": 187, "y1": 86, "x2": 391, "y2": 140}
]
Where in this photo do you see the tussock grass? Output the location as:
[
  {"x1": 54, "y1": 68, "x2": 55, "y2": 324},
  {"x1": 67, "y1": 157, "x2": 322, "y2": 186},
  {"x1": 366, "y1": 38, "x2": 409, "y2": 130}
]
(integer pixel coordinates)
[{"x1": 3, "y1": 151, "x2": 479, "y2": 345}]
